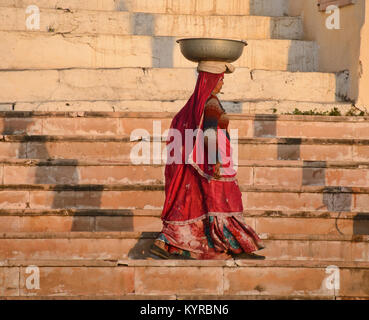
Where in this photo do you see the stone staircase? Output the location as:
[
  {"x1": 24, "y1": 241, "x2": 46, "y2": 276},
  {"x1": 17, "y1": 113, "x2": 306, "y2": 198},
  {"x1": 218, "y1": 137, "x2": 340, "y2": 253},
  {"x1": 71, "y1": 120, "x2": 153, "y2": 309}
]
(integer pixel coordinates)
[{"x1": 0, "y1": 0, "x2": 368, "y2": 299}]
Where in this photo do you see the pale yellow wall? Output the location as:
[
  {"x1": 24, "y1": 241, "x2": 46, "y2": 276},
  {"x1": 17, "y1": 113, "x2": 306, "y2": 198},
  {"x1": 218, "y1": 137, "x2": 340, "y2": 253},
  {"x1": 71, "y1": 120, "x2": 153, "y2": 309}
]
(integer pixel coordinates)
[
  {"x1": 357, "y1": 2, "x2": 369, "y2": 109},
  {"x1": 288, "y1": 0, "x2": 366, "y2": 105}
]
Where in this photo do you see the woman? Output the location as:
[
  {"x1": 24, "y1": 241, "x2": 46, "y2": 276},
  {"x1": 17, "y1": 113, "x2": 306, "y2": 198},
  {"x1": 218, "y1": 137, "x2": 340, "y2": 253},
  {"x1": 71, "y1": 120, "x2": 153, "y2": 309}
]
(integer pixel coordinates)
[{"x1": 150, "y1": 61, "x2": 265, "y2": 260}]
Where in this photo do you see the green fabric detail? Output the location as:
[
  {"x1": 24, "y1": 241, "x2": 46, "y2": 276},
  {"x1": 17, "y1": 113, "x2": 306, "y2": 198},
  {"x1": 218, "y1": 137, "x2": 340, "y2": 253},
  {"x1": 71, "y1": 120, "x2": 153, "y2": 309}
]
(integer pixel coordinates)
[
  {"x1": 180, "y1": 250, "x2": 191, "y2": 258},
  {"x1": 205, "y1": 219, "x2": 215, "y2": 249},
  {"x1": 223, "y1": 225, "x2": 241, "y2": 249},
  {"x1": 157, "y1": 233, "x2": 169, "y2": 243}
]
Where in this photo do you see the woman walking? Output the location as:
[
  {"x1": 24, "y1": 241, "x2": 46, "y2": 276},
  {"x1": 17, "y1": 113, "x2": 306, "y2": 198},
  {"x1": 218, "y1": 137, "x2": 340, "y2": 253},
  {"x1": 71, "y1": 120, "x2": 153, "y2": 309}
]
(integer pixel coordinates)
[{"x1": 150, "y1": 61, "x2": 265, "y2": 260}]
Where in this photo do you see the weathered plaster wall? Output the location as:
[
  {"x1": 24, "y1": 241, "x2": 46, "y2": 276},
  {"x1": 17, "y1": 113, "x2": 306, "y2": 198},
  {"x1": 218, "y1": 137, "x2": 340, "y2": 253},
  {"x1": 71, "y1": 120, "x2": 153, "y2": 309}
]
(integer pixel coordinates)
[
  {"x1": 288, "y1": 0, "x2": 366, "y2": 106},
  {"x1": 357, "y1": 2, "x2": 369, "y2": 109}
]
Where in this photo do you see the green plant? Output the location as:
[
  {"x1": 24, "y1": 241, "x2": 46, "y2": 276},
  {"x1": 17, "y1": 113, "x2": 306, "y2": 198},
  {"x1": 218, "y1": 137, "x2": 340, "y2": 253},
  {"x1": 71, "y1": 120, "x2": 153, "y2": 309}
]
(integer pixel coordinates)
[
  {"x1": 276, "y1": 106, "x2": 368, "y2": 116},
  {"x1": 281, "y1": 107, "x2": 341, "y2": 116},
  {"x1": 345, "y1": 106, "x2": 366, "y2": 116}
]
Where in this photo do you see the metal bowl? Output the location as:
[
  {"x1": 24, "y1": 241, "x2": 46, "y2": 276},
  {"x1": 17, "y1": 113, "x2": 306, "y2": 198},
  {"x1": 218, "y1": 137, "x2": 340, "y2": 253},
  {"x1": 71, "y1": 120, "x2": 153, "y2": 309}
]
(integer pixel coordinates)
[{"x1": 176, "y1": 38, "x2": 247, "y2": 63}]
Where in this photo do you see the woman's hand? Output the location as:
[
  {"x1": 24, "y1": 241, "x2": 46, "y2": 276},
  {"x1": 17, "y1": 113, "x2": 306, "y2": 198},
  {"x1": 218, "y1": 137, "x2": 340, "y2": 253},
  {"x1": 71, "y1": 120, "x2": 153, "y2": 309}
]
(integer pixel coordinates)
[{"x1": 213, "y1": 161, "x2": 221, "y2": 179}]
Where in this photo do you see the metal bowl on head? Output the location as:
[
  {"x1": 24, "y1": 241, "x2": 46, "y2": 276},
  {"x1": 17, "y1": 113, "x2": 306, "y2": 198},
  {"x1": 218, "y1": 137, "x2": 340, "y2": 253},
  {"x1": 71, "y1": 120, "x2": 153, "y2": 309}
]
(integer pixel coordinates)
[{"x1": 176, "y1": 38, "x2": 247, "y2": 63}]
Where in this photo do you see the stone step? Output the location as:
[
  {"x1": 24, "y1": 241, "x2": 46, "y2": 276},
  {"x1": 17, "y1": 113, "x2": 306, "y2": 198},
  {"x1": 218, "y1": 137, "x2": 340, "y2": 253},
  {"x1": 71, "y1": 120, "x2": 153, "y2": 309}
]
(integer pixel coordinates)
[
  {"x1": 0, "y1": 7, "x2": 303, "y2": 39},
  {"x1": 0, "y1": 208, "x2": 368, "y2": 236},
  {"x1": 1, "y1": 158, "x2": 369, "y2": 188},
  {"x1": 0, "y1": 0, "x2": 290, "y2": 16},
  {"x1": 0, "y1": 68, "x2": 349, "y2": 105},
  {"x1": 2, "y1": 259, "x2": 368, "y2": 298},
  {"x1": 0, "y1": 111, "x2": 367, "y2": 139},
  {"x1": 1, "y1": 232, "x2": 369, "y2": 263},
  {"x1": 2, "y1": 294, "x2": 340, "y2": 300},
  {"x1": 3, "y1": 100, "x2": 355, "y2": 115},
  {"x1": 1, "y1": 32, "x2": 318, "y2": 71},
  {"x1": 0, "y1": 183, "x2": 367, "y2": 212},
  {"x1": 0, "y1": 135, "x2": 367, "y2": 161}
]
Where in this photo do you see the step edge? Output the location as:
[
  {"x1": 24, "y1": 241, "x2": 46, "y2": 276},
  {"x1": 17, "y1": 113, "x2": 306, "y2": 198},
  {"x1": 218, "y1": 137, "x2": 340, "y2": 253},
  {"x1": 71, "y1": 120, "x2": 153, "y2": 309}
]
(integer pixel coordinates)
[
  {"x1": 1, "y1": 135, "x2": 369, "y2": 144},
  {"x1": 0, "y1": 183, "x2": 368, "y2": 194},
  {"x1": 0, "y1": 208, "x2": 367, "y2": 219},
  {"x1": 1, "y1": 258, "x2": 369, "y2": 269},
  {"x1": 0, "y1": 231, "x2": 368, "y2": 242},
  {"x1": 0, "y1": 110, "x2": 366, "y2": 122},
  {"x1": 1, "y1": 158, "x2": 368, "y2": 168}
]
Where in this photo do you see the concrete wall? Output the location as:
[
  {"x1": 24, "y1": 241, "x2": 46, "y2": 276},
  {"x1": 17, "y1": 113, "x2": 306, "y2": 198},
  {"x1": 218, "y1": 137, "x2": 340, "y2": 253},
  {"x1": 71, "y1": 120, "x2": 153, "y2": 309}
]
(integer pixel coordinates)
[{"x1": 288, "y1": 0, "x2": 367, "y2": 106}]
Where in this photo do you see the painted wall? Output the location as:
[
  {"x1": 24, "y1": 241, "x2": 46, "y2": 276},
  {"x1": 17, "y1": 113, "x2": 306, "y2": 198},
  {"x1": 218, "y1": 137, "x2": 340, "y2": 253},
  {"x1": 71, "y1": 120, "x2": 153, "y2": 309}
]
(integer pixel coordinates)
[{"x1": 288, "y1": 0, "x2": 367, "y2": 106}]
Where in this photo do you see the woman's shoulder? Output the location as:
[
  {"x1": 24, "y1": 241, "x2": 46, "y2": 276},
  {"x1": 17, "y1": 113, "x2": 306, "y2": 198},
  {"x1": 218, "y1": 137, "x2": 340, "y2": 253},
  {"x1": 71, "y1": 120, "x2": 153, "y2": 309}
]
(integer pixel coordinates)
[
  {"x1": 205, "y1": 95, "x2": 224, "y2": 113},
  {"x1": 206, "y1": 94, "x2": 220, "y2": 105}
]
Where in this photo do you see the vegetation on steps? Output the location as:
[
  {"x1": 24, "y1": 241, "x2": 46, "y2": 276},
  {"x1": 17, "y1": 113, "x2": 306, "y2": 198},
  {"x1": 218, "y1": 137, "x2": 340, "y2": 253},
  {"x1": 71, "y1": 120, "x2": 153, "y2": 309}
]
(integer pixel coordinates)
[{"x1": 273, "y1": 105, "x2": 368, "y2": 116}]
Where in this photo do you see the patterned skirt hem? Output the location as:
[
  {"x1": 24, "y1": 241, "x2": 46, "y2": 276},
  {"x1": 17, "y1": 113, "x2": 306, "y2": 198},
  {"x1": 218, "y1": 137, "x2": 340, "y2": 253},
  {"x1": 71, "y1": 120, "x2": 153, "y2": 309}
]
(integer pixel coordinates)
[{"x1": 154, "y1": 215, "x2": 266, "y2": 260}]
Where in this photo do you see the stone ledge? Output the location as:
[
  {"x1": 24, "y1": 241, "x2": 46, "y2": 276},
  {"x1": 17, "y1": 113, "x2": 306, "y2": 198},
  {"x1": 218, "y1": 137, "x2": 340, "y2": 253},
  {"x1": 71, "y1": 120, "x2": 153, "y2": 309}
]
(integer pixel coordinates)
[
  {"x1": 0, "y1": 208, "x2": 366, "y2": 220},
  {"x1": 8, "y1": 100, "x2": 356, "y2": 115},
  {"x1": 0, "y1": 158, "x2": 368, "y2": 169},
  {"x1": 176, "y1": 294, "x2": 335, "y2": 300},
  {"x1": 0, "y1": 183, "x2": 368, "y2": 193},
  {"x1": 0, "y1": 8, "x2": 302, "y2": 39},
  {"x1": 1, "y1": 258, "x2": 369, "y2": 269},
  {"x1": 0, "y1": 231, "x2": 158, "y2": 239},
  {"x1": 0, "y1": 109, "x2": 367, "y2": 121},
  {"x1": 0, "y1": 294, "x2": 177, "y2": 300},
  {"x1": 1, "y1": 134, "x2": 369, "y2": 145},
  {"x1": 0, "y1": 0, "x2": 290, "y2": 16},
  {"x1": 0, "y1": 208, "x2": 163, "y2": 216},
  {"x1": 0, "y1": 231, "x2": 368, "y2": 242},
  {"x1": 0, "y1": 68, "x2": 345, "y2": 103},
  {"x1": 3, "y1": 294, "x2": 369, "y2": 300},
  {"x1": 1, "y1": 32, "x2": 318, "y2": 71},
  {"x1": 1, "y1": 259, "x2": 368, "y2": 297}
]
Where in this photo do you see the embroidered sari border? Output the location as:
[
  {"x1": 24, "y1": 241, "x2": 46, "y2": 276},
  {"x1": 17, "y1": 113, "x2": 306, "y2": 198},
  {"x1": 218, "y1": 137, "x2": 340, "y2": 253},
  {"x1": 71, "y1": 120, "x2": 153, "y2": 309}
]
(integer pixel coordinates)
[{"x1": 163, "y1": 211, "x2": 244, "y2": 225}]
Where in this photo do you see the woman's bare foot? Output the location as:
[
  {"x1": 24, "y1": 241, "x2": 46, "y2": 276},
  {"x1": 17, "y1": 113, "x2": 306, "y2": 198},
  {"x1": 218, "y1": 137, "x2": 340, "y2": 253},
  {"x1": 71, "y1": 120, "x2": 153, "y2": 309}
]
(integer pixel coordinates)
[{"x1": 150, "y1": 241, "x2": 170, "y2": 259}]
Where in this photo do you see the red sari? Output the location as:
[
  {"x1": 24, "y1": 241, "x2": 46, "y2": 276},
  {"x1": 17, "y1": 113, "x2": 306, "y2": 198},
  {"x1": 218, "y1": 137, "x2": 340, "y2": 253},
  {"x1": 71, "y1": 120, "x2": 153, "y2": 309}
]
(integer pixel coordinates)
[{"x1": 154, "y1": 71, "x2": 265, "y2": 259}]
